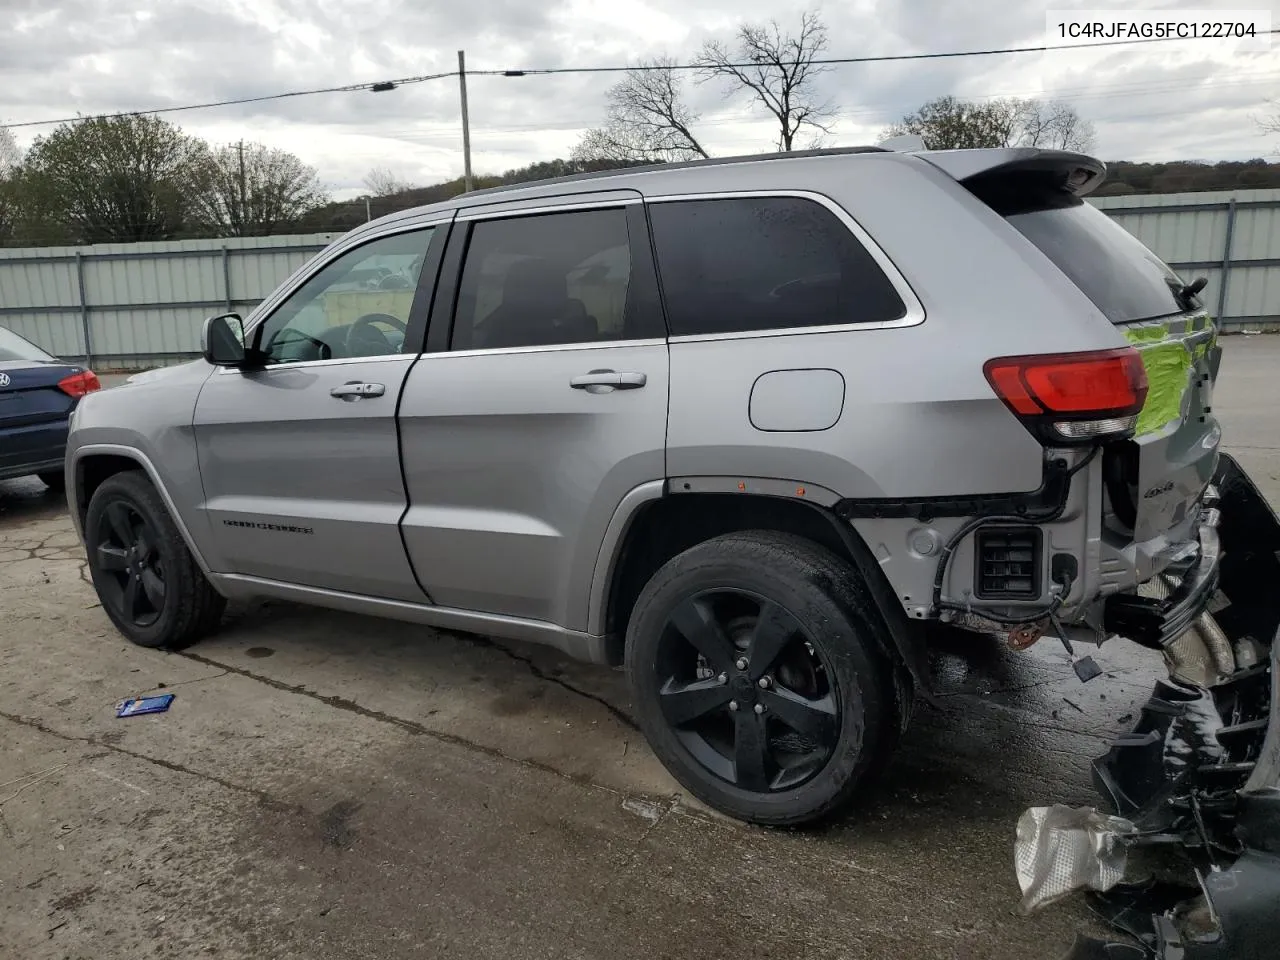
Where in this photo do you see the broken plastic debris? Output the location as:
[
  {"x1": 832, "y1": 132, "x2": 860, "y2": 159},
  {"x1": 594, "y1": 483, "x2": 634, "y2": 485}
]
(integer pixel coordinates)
[
  {"x1": 115, "y1": 694, "x2": 175, "y2": 718},
  {"x1": 1014, "y1": 805, "x2": 1136, "y2": 914}
]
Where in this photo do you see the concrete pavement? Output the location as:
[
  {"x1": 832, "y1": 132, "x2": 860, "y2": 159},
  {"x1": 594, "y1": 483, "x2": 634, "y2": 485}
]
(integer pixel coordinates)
[{"x1": 1, "y1": 337, "x2": 1276, "y2": 960}]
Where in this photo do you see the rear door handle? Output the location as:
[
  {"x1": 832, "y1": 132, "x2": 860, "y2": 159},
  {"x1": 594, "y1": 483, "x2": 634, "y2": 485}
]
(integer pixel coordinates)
[
  {"x1": 330, "y1": 381, "x2": 385, "y2": 400},
  {"x1": 569, "y1": 370, "x2": 647, "y2": 392}
]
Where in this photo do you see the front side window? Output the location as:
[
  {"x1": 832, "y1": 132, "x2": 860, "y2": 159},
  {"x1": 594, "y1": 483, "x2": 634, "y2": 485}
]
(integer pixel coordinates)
[
  {"x1": 647, "y1": 197, "x2": 908, "y2": 337},
  {"x1": 255, "y1": 228, "x2": 435, "y2": 364},
  {"x1": 450, "y1": 208, "x2": 636, "y2": 351}
]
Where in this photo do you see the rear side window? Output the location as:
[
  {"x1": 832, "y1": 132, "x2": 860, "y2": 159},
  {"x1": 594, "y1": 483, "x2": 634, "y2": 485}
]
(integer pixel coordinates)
[
  {"x1": 970, "y1": 175, "x2": 1189, "y2": 325},
  {"x1": 647, "y1": 197, "x2": 907, "y2": 337},
  {"x1": 0, "y1": 326, "x2": 55, "y2": 363},
  {"x1": 451, "y1": 207, "x2": 650, "y2": 350}
]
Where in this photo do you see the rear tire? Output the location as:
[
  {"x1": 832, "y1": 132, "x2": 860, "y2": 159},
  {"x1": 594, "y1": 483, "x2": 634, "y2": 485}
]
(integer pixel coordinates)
[
  {"x1": 37, "y1": 470, "x2": 65, "y2": 491},
  {"x1": 85, "y1": 471, "x2": 225, "y2": 649},
  {"x1": 625, "y1": 531, "x2": 898, "y2": 826}
]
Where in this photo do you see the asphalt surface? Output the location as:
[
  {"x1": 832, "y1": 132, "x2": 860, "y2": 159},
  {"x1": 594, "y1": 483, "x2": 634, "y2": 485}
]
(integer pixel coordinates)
[{"x1": 1, "y1": 338, "x2": 1277, "y2": 960}]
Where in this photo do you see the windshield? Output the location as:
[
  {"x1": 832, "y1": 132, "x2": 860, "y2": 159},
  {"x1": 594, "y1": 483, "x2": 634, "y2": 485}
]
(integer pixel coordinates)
[
  {"x1": 970, "y1": 175, "x2": 1193, "y2": 325},
  {"x1": 0, "y1": 326, "x2": 56, "y2": 363}
]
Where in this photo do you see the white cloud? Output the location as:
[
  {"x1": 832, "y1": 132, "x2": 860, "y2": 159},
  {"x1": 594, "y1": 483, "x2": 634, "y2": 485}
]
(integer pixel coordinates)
[{"x1": 1, "y1": 0, "x2": 1276, "y2": 200}]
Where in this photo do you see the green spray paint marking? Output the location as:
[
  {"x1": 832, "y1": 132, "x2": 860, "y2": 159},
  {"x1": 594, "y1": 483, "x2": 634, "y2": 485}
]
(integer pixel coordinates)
[{"x1": 1123, "y1": 322, "x2": 1193, "y2": 437}]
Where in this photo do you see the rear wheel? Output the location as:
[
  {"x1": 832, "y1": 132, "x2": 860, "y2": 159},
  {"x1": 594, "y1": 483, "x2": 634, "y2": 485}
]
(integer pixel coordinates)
[
  {"x1": 85, "y1": 471, "x2": 225, "y2": 648},
  {"x1": 625, "y1": 531, "x2": 898, "y2": 826},
  {"x1": 37, "y1": 470, "x2": 65, "y2": 491}
]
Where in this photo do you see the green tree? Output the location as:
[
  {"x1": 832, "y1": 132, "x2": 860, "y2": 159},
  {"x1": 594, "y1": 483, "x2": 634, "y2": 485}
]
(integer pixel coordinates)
[
  {"x1": 22, "y1": 114, "x2": 206, "y2": 243},
  {"x1": 190, "y1": 141, "x2": 328, "y2": 237}
]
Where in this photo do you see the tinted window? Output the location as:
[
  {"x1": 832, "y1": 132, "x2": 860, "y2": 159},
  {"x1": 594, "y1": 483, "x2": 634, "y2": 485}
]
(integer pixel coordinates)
[
  {"x1": 972, "y1": 175, "x2": 1189, "y2": 324},
  {"x1": 0, "y1": 326, "x2": 55, "y2": 363},
  {"x1": 647, "y1": 197, "x2": 907, "y2": 337},
  {"x1": 452, "y1": 208, "x2": 640, "y2": 350},
  {"x1": 256, "y1": 228, "x2": 434, "y2": 364}
]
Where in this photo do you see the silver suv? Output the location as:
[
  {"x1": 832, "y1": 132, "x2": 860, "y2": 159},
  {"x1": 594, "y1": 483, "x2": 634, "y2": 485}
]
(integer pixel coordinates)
[{"x1": 66, "y1": 146, "x2": 1278, "y2": 839}]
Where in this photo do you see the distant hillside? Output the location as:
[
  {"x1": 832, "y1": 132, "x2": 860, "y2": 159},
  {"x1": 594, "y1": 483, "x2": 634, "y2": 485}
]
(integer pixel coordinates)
[
  {"x1": 298, "y1": 156, "x2": 1280, "y2": 231},
  {"x1": 1094, "y1": 159, "x2": 1280, "y2": 196},
  {"x1": 297, "y1": 158, "x2": 653, "y2": 233}
]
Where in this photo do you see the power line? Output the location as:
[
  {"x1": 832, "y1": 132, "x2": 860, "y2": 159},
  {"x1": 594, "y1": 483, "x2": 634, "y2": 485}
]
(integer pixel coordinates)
[
  {"x1": 475, "y1": 30, "x2": 1280, "y2": 76},
  {"x1": 0, "y1": 71, "x2": 456, "y2": 130},
  {"x1": 4, "y1": 30, "x2": 1276, "y2": 131}
]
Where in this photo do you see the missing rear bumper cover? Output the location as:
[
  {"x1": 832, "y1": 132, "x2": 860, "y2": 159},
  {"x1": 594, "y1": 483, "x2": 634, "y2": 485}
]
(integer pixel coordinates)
[{"x1": 1029, "y1": 454, "x2": 1280, "y2": 959}]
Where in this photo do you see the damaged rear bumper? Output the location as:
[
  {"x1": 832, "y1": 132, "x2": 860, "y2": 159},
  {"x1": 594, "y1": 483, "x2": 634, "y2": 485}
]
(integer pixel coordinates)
[{"x1": 1052, "y1": 454, "x2": 1280, "y2": 959}]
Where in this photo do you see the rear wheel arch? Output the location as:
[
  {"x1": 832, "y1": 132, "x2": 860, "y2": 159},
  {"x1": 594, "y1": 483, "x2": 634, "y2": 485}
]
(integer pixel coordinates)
[{"x1": 602, "y1": 491, "x2": 928, "y2": 695}]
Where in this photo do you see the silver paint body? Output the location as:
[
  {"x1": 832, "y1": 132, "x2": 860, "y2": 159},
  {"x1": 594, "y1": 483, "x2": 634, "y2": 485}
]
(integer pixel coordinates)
[{"x1": 66, "y1": 148, "x2": 1219, "y2": 662}]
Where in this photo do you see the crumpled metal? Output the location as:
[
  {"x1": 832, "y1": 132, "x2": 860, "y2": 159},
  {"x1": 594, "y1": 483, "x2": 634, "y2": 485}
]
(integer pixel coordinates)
[{"x1": 1014, "y1": 805, "x2": 1137, "y2": 914}]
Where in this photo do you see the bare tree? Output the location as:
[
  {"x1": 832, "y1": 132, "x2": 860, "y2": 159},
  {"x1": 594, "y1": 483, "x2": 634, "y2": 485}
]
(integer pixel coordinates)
[
  {"x1": 0, "y1": 128, "x2": 21, "y2": 242},
  {"x1": 364, "y1": 167, "x2": 415, "y2": 196},
  {"x1": 1014, "y1": 99, "x2": 1096, "y2": 151},
  {"x1": 694, "y1": 11, "x2": 835, "y2": 152},
  {"x1": 572, "y1": 57, "x2": 708, "y2": 163},
  {"x1": 883, "y1": 96, "x2": 1094, "y2": 151},
  {"x1": 0, "y1": 128, "x2": 19, "y2": 174},
  {"x1": 191, "y1": 141, "x2": 328, "y2": 237},
  {"x1": 1259, "y1": 98, "x2": 1280, "y2": 136}
]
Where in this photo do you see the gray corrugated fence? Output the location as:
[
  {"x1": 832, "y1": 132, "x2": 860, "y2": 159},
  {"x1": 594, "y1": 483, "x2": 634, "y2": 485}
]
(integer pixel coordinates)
[
  {"x1": 1091, "y1": 188, "x2": 1280, "y2": 334},
  {"x1": 0, "y1": 233, "x2": 340, "y2": 369},
  {"x1": 1, "y1": 187, "x2": 1277, "y2": 371}
]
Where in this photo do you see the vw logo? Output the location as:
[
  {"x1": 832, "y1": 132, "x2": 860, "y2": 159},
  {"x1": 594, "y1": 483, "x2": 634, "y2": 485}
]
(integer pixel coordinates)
[{"x1": 0, "y1": 372, "x2": 9, "y2": 387}]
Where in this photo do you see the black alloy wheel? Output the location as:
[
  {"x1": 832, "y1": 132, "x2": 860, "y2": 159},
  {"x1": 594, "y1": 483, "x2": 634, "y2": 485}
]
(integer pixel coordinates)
[
  {"x1": 626, "y1": 531, "x2": 899, "y2": 826},
  {"x1": 84, "y1": 470, "x2": 226, "y2": 649},
  {"x1": 94, "y1": 500, "x2": 166, "y2": 628},
  {"x1": 656, "y1": 588, "x2": 839, "y2": 792}
]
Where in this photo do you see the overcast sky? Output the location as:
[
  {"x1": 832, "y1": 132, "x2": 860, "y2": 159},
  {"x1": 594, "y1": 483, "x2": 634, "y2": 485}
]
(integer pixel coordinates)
[{"x1": 3, "y1": 0, "x2": 1277, "y2": 200}]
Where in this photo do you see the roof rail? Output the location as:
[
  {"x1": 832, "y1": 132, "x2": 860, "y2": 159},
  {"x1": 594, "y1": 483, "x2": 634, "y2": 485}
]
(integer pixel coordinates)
[{"x1": 457, "y1": 145, "x2": 891, "y2": 201}]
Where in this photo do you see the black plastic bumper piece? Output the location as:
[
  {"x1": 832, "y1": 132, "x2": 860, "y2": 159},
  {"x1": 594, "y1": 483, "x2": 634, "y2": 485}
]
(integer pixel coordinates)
[
  {"x1": 1102, "y1": 513, "x2": 1221, "y2": 651},
  {"x1": 1073, "y1": 453, "x2": 1280, "y2": 960}
]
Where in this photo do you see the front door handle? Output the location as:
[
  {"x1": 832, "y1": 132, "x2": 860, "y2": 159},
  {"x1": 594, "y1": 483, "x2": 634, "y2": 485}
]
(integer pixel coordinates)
[
  {"x1": 330, "y1": 381, "x2": 385, "y2": 401},
  {"x1": 569, "y1": 370, "x2": 647, "y2": 392}
]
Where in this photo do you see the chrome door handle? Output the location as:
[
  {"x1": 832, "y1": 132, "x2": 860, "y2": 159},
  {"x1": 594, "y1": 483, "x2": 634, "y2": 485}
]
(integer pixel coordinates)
[
  {"x1": 330, "y1": 381, "x2": 385, "y2": 400},
  {"x1": 569, "y1": 370, "x2": 647, "y2": 392}
]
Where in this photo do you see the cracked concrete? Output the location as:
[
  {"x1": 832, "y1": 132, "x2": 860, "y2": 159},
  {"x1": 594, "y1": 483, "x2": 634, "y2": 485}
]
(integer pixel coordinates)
[{"x1": 1, "y1": 338, "x2": 1276, "y2": 959}]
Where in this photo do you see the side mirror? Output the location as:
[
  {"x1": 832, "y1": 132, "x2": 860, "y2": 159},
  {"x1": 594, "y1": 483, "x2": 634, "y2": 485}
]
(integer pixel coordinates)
[{"x1": 201, "y1": 313, "x2": 246, "y2": 367}]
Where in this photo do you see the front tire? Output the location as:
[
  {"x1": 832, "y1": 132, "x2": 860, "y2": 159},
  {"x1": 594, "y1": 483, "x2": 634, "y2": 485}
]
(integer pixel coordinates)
[
  {"x1": 85, "y1": 471, "x2": 226, "y2": 648},
  {"x1": 625, "y1": 531, "x2": 898, "y2": 826}
]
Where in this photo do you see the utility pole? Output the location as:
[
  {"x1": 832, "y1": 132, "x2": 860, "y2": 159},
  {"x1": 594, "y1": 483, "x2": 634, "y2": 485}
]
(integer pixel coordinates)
[
  {"x1": 457, "y1": 50, "x2": 473, "y2": 192},
  {"x1": 237, "y1": 139, "x2": 247, "y2": 233},
  {"x1": 365, "y1": 196, "x2": 372, "y2": 222}
]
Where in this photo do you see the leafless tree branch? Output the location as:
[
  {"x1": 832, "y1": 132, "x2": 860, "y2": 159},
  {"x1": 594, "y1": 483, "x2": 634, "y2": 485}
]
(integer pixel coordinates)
[{"x1": 694, "y1": 10, "x2": 836, "y2": 152}]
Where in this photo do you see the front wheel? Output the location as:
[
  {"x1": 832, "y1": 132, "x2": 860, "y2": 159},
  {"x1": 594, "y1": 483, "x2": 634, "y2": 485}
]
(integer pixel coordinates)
[
  {"x1": 625, "y1": 531, "x2": 899, "y2": 826},
  {"x1": 85, "y1": 470, "x2": 226, "y2": 648}
]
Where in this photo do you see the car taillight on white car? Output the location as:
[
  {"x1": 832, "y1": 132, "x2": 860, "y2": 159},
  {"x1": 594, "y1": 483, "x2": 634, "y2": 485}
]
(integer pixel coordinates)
[{"x1": 983, "y1": 347, "x2": 1149, "y2": 444}]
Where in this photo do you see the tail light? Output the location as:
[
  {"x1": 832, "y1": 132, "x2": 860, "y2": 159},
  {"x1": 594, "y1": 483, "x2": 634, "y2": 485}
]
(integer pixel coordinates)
[
  {"x1": 57, "y1": 370, "x2": 101, "y2": 398},
  {"x1": 983, "y1": 348, "x2": 1148, "y2": 444}
]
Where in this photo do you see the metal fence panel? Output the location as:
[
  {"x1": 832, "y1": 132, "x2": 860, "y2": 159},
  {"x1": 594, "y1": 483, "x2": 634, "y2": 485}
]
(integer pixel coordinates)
[{"x1": 0, "y1": 189, "x2": 1277, "y2": 370}]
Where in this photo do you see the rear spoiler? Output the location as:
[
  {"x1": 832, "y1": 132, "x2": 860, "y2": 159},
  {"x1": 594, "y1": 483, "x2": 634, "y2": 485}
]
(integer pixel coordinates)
[{"x1": 912, "y1": 147, "x2": 1107, "y2": 197}]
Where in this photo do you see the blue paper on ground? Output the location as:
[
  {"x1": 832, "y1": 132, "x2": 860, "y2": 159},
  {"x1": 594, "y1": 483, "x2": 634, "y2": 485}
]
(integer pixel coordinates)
[{"x1": 116, "y1": 694, "x2": 175, "y2": 718}]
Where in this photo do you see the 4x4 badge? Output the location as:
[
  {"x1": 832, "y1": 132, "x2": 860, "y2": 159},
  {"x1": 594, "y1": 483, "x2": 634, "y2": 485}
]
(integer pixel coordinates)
[{"x1": 1144, "y1": 481, "x2": 1175, "y2": 499}]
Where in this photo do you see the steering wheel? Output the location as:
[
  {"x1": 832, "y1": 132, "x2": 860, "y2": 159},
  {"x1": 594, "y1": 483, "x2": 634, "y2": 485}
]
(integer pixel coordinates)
[{"x1": 346, "y1": 313, "x2": 407, "y2": 356}]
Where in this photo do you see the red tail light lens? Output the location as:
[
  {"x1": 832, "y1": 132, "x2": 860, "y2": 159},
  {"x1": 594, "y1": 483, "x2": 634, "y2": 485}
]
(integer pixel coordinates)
[
  {"x1": 984, "y1": 348, "x2": 1148, "y2": 443},
  {"x1": 57, "y1": 370, "x2": 102, "y2": 398}
]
